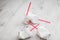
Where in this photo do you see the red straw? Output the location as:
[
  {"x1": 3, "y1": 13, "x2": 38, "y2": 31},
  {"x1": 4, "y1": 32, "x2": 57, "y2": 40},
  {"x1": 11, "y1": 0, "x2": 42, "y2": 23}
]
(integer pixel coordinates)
[{"x1": 26, "y1": 1, "x2": 31, "y2": 16}]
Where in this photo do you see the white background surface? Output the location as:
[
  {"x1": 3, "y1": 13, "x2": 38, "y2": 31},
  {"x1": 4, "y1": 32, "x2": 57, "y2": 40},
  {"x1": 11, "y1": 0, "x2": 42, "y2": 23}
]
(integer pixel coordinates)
[{"x1": 0, "y1": 0, "x2": 60, "y2": 40}]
